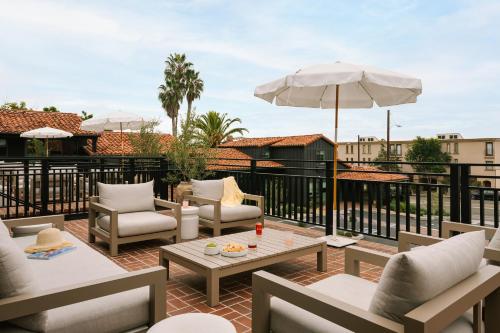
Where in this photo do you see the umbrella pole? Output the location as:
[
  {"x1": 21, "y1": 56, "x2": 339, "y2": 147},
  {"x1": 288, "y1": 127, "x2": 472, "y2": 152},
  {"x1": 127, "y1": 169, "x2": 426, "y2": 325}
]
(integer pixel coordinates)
[
  {"x1": 332, "y1": 84, "x2": 339, "y2": 238},
  {"x1": 120, "y1": 123, "x2": 124, "y2": 157},
  {"x1": 45, "y1": 138, "x2": 49, "y2": 157}
]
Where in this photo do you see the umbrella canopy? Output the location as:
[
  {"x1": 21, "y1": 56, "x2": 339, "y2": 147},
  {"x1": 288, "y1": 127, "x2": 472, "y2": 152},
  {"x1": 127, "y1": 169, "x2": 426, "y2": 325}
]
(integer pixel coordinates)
[
  {"x1": 254, "y1": 61, "x2": 421, "y2": 246},
  {"x1": 255, "y1": 62, "x2": 422, "y2": 109},
  {"x1": 20, "y1": 127, "x2": 73, "y2": 139},
  {"x1": 80, "y1": 111, "x2": 147, "y2": 156},
  {"x1": 80, "y1": 111, "x2": 146, "y2": 132},
  {"x1": 20, "y1": 127, "x2": 73, "y2": 157}
]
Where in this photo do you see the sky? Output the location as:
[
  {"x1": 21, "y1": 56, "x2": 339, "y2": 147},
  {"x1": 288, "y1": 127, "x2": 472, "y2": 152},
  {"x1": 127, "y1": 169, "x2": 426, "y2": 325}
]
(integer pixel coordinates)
[{"x1": 0, "y1": 0, "x2": 499, "y2": 141}]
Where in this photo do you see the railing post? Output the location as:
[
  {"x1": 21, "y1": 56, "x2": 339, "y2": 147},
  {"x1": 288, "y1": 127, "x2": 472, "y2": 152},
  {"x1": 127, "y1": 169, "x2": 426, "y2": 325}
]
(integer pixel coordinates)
[
  {"x1": 40, "y1": 159, "x2": 49, "y2": 215},
  {"x1": 250, "y1": 159, "x2": 256, "y2": 194},
  {"x1": 23, "y1": 160, "x2": 30, "y2": 215},
  {"x1": 128, "y1": 158, "x2": 136, "y2": 184},
  {"x1": 460, "y1": 164, "x2": 471, "y2": 224},
  {"x1": 99, "y1": 158, "x2": 105, "y2": 183},
  {"x1": 449, "y1": 164, "x2": 460, "y2": 222},
  {"x1": 159, "y1": 158, "x2": 168, "y2": 200},
  {"x1": 325, "y1": 160, "x2": 334, "y2": 235}
]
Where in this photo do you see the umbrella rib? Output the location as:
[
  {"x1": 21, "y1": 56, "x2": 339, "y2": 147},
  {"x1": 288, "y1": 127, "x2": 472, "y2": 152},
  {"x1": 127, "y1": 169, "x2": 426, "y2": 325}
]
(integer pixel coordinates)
[
  {"x1": 358, "y1": 80, "x2": 376, "y2": 104},
  {"x1": 319, "y1": 85, "x2": 329, "y2": 107}
]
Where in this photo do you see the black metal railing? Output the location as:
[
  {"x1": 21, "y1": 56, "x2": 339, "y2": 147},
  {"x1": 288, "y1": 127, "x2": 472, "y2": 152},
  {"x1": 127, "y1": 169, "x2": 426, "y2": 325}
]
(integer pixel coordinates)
[{"x1": 1, "y1": 156, "x2": 498, "y2": 241}]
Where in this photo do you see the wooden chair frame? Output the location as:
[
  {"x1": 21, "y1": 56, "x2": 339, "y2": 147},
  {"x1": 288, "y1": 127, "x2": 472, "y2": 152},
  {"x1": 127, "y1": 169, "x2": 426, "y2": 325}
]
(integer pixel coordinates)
[
  {"x1": 252, "y1": 232, "x2": 500, "y2": 333},
  {"x1": 0, "y1": 216, "x2": 167, "y2": 332},
  {"x1": 184, "y1": 190, "x2": 264, "y2": 236},
  {"x1": 88, "y1": 196, "x2": 181, "y2": 256}
]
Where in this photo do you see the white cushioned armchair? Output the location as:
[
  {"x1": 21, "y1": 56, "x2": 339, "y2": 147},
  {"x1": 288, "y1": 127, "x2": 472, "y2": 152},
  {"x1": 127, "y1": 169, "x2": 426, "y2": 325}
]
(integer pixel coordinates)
[
  {"x1": 253, "y1": 230, "x2": 500, "y2": 333},
  {"x1": 184, "y1": 179, "x2": 264, "y2": 236},
  {"x1": 88, "y1": 181, "x2": 181, "y2": 256}
]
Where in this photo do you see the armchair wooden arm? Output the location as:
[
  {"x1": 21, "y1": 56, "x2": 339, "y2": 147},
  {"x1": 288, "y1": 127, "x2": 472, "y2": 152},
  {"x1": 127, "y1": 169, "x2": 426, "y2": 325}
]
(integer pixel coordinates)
[
  {"x1": 184, "y1": 194, "x2": 220, "y2": 206},
  {"x1": 154, "y1": 198, "x2": 182, "y2": 241},
  {"x1": 344, "y1": 246, "x2": 392, "y2": 276},
  {"x1": 398, "y1": 232, "x2": 443, "y2": 252},
  {"x1": 2, "y1": 215, "x2": 65, "y2": 232},
  {"x1": 442, "y1": 221, "x2": 497, "y2": 240},
  {"x1": 252, "y1": 270, "x2": 404, "y2": 333},
  {"x1": 0, "y1": 266, "x2": 167, "y2": 325},
  {"x1": 89, "y1": 199, "x2": 118, "y2": 215},
  {"x1": 404, "y1": 265, "x2": 500, "y2": 333}
]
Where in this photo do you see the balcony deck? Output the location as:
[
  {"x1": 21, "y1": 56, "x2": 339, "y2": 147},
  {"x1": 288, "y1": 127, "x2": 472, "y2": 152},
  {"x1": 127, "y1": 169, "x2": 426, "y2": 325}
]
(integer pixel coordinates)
[{"x1": 65, "y1": 218, "x2": 396, "y2": 333}]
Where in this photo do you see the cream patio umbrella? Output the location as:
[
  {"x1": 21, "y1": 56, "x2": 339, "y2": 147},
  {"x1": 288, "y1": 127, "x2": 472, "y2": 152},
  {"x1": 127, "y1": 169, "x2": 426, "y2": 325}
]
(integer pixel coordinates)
[
  {"x1": 20, "y1": 127, "x2": 73, "y2": 157},
  {"x1": 80, "y1": 111, "x2": 146, "y2": 156},
  {"x1": 255, "y1": 61, "x2": 422, "y2": 247}
]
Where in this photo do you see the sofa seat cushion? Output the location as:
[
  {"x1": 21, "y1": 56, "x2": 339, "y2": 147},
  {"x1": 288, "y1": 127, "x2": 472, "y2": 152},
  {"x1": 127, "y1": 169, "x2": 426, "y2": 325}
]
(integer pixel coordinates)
[
  {"x1": 270, "y1": 273, "x2": 476, "y2": 333},
  {"x1": 97, "y1": 211, "x2": 177, "y2": 237},
  {"x1": 199, "y1": 204, "x2": 261, "y2": 222},
  {"x1": 6, "y1": 232, "x2": 150, "y2": 333}
]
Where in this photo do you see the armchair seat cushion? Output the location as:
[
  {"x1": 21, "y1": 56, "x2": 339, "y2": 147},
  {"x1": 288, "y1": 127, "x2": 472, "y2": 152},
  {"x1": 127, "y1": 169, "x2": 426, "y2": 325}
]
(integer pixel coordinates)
[
  {"x1": 5, "y1": 232, "x2": 150, "y2": 333},
  {"x1": 198, "y1": 204, "x2": 261, "y2": 222},
  {"x1": 97, "y1": 211, "x2": 177, "y2": 237},
  {"x1": 270, "y1": 273, "x2": 475, "y2": 333}
]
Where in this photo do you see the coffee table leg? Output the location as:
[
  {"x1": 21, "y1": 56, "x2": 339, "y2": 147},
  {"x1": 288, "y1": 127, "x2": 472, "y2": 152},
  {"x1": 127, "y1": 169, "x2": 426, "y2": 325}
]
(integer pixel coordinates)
[
  {"x1": 207, "y1": 269, "x2": 220, "y2": 307},
  {"x1": 317, "y1": 243, "x2": 327, "y2": 272},
  {"x1": 159, "y1": 252, "x2": 170, "y2": 280}
]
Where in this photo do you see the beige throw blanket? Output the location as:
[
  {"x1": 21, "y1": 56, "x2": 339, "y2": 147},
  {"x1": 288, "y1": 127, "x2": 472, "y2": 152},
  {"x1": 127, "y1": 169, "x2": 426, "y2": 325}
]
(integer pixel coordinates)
[{"x1": 221, "y1": 176, "x2": 244, "y2": 207}]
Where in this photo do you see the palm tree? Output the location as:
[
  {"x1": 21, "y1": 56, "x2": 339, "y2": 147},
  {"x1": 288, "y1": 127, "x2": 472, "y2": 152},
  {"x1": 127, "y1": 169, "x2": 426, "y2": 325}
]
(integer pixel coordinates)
[
  {"x1": 185, "y1": 69, "x2": 204, "y2": 124},
  {"x1": 158, "y1": 53, "x2": 192, "y2": 136},
  {"x1": 194, "y1": 111, "x2": 248, "y2": 147}
]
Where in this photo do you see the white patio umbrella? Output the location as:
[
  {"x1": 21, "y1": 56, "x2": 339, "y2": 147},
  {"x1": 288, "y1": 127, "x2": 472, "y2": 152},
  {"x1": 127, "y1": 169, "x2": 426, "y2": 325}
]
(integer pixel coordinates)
[
  {"x1": 255, "y1": 61, "x2": 422, "y2": 246},
  {"x1": 20, "y1": 127, "x2": 73, "y2": 157},
  {"x1": 80, "y1": 111, "x2": 146, "y2": 156}
]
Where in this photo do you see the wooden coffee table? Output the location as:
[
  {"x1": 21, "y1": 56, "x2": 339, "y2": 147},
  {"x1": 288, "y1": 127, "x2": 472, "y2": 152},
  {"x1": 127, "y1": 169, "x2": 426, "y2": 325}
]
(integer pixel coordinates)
[{"x1": 159, "y1": 229, "x2": 327, "y2": 306}]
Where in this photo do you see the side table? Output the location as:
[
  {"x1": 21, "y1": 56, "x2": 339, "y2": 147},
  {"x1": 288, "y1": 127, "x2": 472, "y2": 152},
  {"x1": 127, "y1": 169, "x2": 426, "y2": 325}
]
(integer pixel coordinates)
[
  {"x1": 148, "y1": 313, "x2": 236, "y2": 333},
  {"x1": 181, "y1": 206, "x2": 199, "y2": 240}
]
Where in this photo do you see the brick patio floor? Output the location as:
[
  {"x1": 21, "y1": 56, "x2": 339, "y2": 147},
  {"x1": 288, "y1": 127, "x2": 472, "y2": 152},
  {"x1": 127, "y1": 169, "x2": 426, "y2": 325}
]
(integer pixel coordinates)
[{"x1": 65, "y1": 218, "x2": 397, "y2": 333}]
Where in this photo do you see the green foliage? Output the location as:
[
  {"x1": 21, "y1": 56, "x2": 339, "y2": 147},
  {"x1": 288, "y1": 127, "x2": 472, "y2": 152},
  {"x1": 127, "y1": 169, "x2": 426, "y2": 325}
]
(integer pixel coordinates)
[
  {"x1": 80, "y1": 110, "x2": 93, "y2": 120},
  {"x1": 129, "y1": 120, "x2": 166, "y2": 157},
  {"x1": 371, "y1": 143, "x2": 402, "y2": 171},
  {"x1": 165, "y1": 111, "x2": 214, "y2": 182},
  {"x1": 27, "y1": 139, "x2": 45, "y2": 157},
  {"x1": 158, "y1": 53, "x2": 204, "y2": 137},
  {"x1": 194, "y1": 111, "x2": 248, "y2": 147},
  {"x1": 405, "y1": 137, "x2": 451, "y2": 182},
  {"x1": 1, "y1": 101, "x2": 28, "y2": 110},
  {"x1": 42, "y1": 106, "x2": 59, "y2": 112}
]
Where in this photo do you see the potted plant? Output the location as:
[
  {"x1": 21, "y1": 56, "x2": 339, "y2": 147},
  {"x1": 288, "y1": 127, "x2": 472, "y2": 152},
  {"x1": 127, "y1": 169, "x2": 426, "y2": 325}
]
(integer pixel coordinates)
[{"x1": 165, "y1": 113, "x2": 214, "y2": 202}]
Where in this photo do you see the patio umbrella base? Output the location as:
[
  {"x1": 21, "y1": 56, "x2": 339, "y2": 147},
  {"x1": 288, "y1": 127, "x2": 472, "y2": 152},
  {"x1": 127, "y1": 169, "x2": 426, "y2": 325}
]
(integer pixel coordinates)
[{"x1": 318, "y1": 235, "x2": 358, "y2": 248}]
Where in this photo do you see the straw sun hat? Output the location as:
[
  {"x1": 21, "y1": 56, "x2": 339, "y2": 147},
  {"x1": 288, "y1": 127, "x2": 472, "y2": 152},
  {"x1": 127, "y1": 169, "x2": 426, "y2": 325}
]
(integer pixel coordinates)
[{"x1": 24, "y1": 228, "x2": 73, "y2": 253}]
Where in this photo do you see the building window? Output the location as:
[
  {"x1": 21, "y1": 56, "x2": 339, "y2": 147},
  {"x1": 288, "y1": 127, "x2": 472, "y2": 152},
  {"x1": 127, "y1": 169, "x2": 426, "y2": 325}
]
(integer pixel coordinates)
[
  {"x1": 263, "y1": 150, "x2": 270, "y2": 159},
  {"x1": 0, "y1": 138, "x2": 6, "y2": 156},
  {"x1": 395, "y1": 144, "x2": 402, "y2": 156},
  {"x1": 367, "y1": 158, "x2": 371, "y2": 161},
  {"x1": 345, "y1": 145, "x2": 349, "y2": 154},
  {"x1": 454, "y1": 159, "x2": 458, "y2": 163},
  {"x1": 367, "y1": 144, "x2": 371, "y2": 154},
  {"x1": 316, "y1": 150, "x2": 325, "y2": 161},
  {"x1": 446, "y1": 143, "x2": 451, "y2": 153},
  {"x1": 362, "y1": 145, "x2": 366, "y2": 154},
  {"x1": 362, "y1": 158, "x2": 365, "y2": 161},
  {"x1": 485, "y1": 161, "x2": 494, "y2": 170},
  {"x1": 486, "y1": 142, "x2": 494, "y2": 156},
  {"x1": 350, "y1": 145, "x2": 354, "y2": 154},
  {"x1": 453, "y1": 142, "x2": 459, "y2": 154}
]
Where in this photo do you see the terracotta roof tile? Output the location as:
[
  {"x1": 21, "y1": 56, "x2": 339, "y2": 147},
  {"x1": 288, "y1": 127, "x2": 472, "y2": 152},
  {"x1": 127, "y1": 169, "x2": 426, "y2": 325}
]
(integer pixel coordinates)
[
  {"x1": 209, "y1": 148, "x2": 283, "y2": 170},
  {"x1": 219, "y1": 134, "x2": 334, "y2": 148},
  {"x1": 0, "y1": 109, "x2": 96, "y2": 136},
  {"x1": 85, "y1": 131, "x2": 173, "y2": 155},
  {"x1": 338, "y1": 165, "x2": 409, "y2": 182}
]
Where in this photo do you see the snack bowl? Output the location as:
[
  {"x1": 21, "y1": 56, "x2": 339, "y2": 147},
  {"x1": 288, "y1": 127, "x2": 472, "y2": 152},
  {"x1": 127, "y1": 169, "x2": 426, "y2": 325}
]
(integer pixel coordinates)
[
  {"x1": 221, "y1": 242, "x2": 248, "y2": 257},
  {"x1": 204, "y1": 242, "x2": 220, "y2": 256}
]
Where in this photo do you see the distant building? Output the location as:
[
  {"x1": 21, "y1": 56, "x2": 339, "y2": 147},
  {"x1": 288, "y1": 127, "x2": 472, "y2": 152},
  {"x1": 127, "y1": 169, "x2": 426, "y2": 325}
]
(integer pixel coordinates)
[{"x1": 338, "y1": 133, "x2": 500, "y2": 187}]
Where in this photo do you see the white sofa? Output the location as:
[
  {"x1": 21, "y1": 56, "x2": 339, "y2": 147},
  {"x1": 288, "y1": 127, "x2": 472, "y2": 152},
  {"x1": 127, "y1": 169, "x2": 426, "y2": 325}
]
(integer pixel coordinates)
[{"x1": 0, "y1": 216, "x2": 166, "y2": 333}]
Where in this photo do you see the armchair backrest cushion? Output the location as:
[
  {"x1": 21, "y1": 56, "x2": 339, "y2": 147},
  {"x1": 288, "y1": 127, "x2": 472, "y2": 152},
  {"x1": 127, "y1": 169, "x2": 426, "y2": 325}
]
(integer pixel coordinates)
[
  {"x1": 0, "y1": 226, "x2": 47, "y2": 331},
  {"x1": 97, "y1": 181, "x2": 155, "y2": 214},
  {"x1": 369, "y1": 230, "x2": 485, "y2": 323},
  {"x1": 191, "y1": 179, "x2": 224, "y2": 201}
]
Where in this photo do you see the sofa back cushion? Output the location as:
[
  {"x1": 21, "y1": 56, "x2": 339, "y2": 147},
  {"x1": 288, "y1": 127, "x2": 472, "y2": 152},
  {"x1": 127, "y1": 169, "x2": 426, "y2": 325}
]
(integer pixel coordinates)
[
  {"x1": 0, "y1": 218, "x2": 9, "y2": 236},
  {"x1": 369, "y1": 230, "x2": 485, "y2": 323},
  {"x1": 0, "y1": 228, "x2": 47, "y2": 331},
  {"x1": 97, "y1": 181, "x2": 155, "y2": 214},
  {"x1": 191, "y1": 179, "x2": 224, "y2": 201}
]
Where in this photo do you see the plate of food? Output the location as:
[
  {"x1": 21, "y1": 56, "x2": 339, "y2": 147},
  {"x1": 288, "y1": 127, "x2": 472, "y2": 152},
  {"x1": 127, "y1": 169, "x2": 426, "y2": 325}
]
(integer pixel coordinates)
[
  {"x1": 221, "y1": 242, "x2": 248, "y2": 257},
  {"x1": 204, "y1": 242, "x2": 220, "y2": 255}
]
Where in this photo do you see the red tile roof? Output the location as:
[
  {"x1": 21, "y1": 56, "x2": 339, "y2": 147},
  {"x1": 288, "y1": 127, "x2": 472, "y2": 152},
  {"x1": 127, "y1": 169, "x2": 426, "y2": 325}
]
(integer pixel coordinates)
[
  {"x1": 338, "y1": 165, "x2": 409, "y2": 182},
  {"x1": 86, "y1": 131, "x2": 174, "y2": 155},
  {"x1": 209, "y1": 148, "x2": 283, "y2": 170},
  {"x1": 219, "y1": 134, "x2": 334, "y2": 148},
  {"x1": 0, "y1": 109, "x2": 96, "y2": 136}
]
